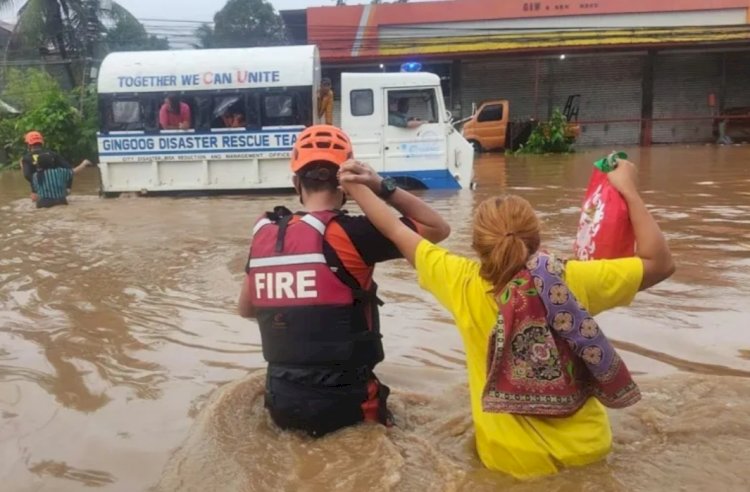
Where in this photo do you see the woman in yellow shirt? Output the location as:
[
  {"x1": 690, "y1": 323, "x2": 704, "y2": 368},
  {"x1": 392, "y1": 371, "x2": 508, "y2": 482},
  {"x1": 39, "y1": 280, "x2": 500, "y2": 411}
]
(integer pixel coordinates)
[{"x1": 338, "y1": 159, "x2": 674, "y2": 479}]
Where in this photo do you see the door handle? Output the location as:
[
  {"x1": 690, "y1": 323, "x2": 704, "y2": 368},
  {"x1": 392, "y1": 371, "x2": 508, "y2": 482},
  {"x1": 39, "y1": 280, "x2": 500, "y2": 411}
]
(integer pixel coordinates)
[{"x1": 384, "y1": 146, "x2": 390, "y2": 150}]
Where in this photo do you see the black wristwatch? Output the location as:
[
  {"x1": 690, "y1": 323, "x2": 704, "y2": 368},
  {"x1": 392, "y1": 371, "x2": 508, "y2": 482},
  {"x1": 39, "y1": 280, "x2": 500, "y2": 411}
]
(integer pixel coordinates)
[{"x1": 378, "y1": 177, "x2": 398, "y2": 199}]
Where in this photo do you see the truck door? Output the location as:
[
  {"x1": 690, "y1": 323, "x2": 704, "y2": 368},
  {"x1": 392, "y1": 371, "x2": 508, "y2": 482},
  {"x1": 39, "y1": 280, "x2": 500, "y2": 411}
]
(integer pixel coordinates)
[
  {"x1": 340, "y1": 75, "x2": 385, "y2": 171},
  {"x1": 383, "y1": 87, "x2": 448, "y2": 174},
  {"x1": 475, "y1": 101, "x2": 507, "y2": 150}
]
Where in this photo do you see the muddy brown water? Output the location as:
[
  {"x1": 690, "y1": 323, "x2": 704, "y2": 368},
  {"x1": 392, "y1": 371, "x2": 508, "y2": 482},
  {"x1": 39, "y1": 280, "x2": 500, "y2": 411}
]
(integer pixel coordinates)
[{"x1": 2, "y1": 146, "x2": 750, "y2": 491}]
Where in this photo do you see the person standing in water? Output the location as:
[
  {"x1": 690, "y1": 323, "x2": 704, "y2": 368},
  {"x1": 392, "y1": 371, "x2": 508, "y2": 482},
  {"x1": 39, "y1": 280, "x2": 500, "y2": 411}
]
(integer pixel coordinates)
[
  {"x1": 21, "y1": 131, "x2": 71, "y2": 187},
  {"x1": 317, "y1": 78, "x2": 334, "y2": 125},
  {"x1": 338, "y1": 158, "x2": 674, "y2": 479},
  {"x1": 31, "y1": 152, "x2": 92, "y2": 209},
  {"x1": 20, "y1": 131, "x2": 93, "y2": 208},
  {"x1": 238, "y1": 125, "x2": 450, "y2": 437}
]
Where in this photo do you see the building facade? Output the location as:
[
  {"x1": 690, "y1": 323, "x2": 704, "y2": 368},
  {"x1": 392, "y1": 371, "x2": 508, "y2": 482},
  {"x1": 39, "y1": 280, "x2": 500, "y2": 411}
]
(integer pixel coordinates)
[{"x1": 288, "y1": 0, "x2": 750, "y2": 146}]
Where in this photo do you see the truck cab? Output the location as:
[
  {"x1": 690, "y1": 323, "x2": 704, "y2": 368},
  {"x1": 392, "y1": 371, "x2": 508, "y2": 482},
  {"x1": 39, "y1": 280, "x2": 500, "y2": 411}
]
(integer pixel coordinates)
[
  {"x1": 462, "y1": 96, "x2": 582, "y2": 152},
  {"x1": 341, "y1": 72, "x2": 474, "y2": 190},
  {"x1": 462, "y1": 100, "x2": 510, "y2": 152}
]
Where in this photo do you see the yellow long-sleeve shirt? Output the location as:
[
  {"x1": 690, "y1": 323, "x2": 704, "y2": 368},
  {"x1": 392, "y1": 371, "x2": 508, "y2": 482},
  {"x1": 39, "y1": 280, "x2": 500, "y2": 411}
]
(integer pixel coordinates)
[{"x1": 318, "y1": 90, "x2": 334, "y2": 125}]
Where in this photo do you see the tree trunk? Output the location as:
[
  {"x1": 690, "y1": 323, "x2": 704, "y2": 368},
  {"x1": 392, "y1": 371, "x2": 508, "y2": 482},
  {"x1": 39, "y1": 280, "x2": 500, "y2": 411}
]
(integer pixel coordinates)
[{"x1": 48, "y1": 0, "x2": 78, "y2": 87}]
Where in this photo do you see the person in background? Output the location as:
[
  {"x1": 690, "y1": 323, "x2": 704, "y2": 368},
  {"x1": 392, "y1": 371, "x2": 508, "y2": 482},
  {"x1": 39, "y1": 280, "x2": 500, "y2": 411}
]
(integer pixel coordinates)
[
  {"x1": 317, "y1": 78, "x2": 334, "y2": 125},
  {"x1": 222, "y1": 108, "x2": 245, "y2": 128},
  {"x1": 338, "y1": 158, "x2": 674, "y2": 479},
  {"x1": 20, "y1": 131, "x2": 92, "y2": 205},
  {"x1": 388, "y1": 97, "x2": 424, "y2": 129},
  {"x1": 159, "y1": 93, "x2": 191, "y2": 130},
  {"x1": 31, "y1": 150, "x2": 93, "y2": 209},
  {"x1": 21, "y1": 131, "x2": 70, "y2": 186},
  {"x1": 238, "y1": 125, "x2": 450, "y2": 437}
]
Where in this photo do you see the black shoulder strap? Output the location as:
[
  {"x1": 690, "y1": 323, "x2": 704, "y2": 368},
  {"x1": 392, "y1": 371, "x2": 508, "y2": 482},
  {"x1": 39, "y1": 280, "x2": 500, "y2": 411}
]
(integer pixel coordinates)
[
  {"x1": 322, "y1": 239, "x2": 384, "y2": 307},
  {"x1": 274, "y1": 214, "x2": 294, "y2": 253},
  {"x1": 321, "y1": 240, "x2": 359, "y2": 291}
]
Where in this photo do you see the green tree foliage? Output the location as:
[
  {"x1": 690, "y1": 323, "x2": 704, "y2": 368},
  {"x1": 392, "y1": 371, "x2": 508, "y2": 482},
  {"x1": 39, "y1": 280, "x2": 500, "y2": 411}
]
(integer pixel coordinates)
[
  {"x1": 1, "y1": 1, "x2": 168, "y2": 87},
  {"x1": 0, "y1": 68, "x2": 96, "y2": 168},
  {"x1": 1, "y1": 66, "x2": 60, "y2": 110},
  {"x1": 515, "y1": 108, "x2": 575, "y2": 155},
  {"x1": 104, "y1": 3, "x2": 169, "y2": 52},
  {"x1": 195, "y1": 0, "x2": 287, "y2": 49}
]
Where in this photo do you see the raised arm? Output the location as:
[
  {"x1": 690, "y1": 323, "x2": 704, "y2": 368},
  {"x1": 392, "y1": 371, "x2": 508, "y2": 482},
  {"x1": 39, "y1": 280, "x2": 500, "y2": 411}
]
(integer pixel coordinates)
[
  {"x1": 339, "y1": 160, "x2": 450, "y2": 245},
  {"x1": 72, "y1": 159, "x2": 93, "y2": 175},
  {"x1": 343, "y1": 182, "x2": 422, "y2": 265},
  {"x1": 608, "y1": 159, "x2": 675, "y2": 290}
]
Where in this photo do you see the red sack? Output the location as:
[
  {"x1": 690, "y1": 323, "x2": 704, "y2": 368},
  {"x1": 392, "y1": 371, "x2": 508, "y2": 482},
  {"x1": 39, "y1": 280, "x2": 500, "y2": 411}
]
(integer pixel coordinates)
[{"x1": 573, "y1": 169, "x2": 635, "y2": 260}]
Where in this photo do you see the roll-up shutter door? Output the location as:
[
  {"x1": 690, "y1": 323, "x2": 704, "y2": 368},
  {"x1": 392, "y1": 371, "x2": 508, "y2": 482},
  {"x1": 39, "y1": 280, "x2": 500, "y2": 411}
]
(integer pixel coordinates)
[
  {"x1": 549, "y1": 53, "x2": 643, "y2": 146},
  {"x1": 462, "y1": 53, "x2": 642, "y2": 146},
  {"x1": 724, "y1": 50, "x2": 750, "y2": 109},
  {"x1": 461, "y1": 58, "x2": 549, "y2": 122},
  {"x1": 652, "y1": 52, "x2": 722, "y2": 144}
]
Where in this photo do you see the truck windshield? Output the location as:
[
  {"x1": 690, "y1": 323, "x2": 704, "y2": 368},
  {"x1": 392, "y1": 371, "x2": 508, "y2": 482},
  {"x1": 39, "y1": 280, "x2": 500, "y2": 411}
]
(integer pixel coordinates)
[{"x1": 386, "y1": 88, "x2": 439, "y2": 123}]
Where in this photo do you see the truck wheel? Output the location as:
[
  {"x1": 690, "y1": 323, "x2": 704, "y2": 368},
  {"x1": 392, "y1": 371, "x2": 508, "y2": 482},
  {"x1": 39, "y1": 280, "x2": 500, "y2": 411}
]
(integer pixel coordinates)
[{"x1": 470, "y1": 140, "x2": 482, "y2": 153}]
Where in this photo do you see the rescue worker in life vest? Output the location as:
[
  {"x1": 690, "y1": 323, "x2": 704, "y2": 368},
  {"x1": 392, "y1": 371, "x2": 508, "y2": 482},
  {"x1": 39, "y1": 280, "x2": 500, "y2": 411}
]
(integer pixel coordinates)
[
  {"x1": 238, "y1": 125, "x2": 451, "y2": 437},
  {"x1": 20, "y1": 131, "x2": 93, "y2": 208}
]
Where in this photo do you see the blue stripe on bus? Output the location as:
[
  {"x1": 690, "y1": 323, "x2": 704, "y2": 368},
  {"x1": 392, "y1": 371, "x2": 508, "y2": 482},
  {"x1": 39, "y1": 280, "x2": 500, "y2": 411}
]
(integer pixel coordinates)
[
  {"x1": 380, "y1": 169, "x2": 461, "y2": 190},
  {"x1": 98, "y1": 147, "x2": 293, "y2": 156}
]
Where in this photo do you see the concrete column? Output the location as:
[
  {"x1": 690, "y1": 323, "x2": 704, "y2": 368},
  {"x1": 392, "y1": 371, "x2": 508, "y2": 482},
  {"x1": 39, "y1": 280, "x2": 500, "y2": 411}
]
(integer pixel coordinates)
[{"x1": 451, "y1": 59, "x2": 462, "y2": 118}]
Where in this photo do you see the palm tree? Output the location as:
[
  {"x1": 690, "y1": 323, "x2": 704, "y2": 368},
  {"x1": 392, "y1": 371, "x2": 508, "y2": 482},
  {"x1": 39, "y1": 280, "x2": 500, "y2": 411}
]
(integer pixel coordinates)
[
  {"x1": 1, "y1": 0, "x2": 86, "y2": 87},
  {"x1": 1, "y1": 0, "x2": 163, "y2": 87}
]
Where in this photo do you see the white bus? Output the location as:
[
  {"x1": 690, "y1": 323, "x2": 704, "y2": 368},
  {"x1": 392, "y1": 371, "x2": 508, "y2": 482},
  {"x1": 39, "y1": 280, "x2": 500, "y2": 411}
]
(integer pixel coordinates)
[{"x1": 96, "y1": 45, "x2": 474, "y2": 196}]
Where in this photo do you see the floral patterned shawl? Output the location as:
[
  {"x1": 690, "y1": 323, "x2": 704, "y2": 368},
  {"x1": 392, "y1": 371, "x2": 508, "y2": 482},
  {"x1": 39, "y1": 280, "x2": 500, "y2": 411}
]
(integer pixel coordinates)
[{"x1": 481, "y1": 253, "x2": 641, "y2": 417}]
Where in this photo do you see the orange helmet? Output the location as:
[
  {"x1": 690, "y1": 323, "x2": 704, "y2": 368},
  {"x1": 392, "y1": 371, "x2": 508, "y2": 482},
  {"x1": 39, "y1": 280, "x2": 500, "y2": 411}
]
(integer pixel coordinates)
[
  {"x1": 291, "y1": 125, "x2": 353, "y2": 174},
  {"x1": 24, "y1": 131, "x2": 44, "y2": 146}
]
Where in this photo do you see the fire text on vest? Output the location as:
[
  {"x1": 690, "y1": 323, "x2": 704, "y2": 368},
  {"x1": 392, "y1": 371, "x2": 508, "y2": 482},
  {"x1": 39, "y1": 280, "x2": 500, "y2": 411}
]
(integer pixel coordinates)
[{"x1": 254, "y1": 271, "x2": 318, "y2": 299}]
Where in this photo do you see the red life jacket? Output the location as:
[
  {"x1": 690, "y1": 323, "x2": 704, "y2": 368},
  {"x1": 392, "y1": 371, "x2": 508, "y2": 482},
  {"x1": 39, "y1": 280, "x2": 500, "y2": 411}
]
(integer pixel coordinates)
[{"x1": 246, "y1": 208, "x2": 383, "y2": 368}]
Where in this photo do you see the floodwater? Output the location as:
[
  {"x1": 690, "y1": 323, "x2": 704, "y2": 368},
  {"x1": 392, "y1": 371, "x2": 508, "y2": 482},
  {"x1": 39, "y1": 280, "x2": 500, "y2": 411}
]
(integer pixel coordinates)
[{"x1": 1, "y1": 146, "x2": 750, "y2": 492}]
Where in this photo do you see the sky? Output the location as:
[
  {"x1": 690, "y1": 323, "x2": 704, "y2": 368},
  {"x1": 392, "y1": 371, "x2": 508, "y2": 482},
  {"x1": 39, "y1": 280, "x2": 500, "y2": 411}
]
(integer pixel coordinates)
[
  {"x1": 1, "y1": 1, "x2": 433, "y2": 23},
  {"x1": 0, "y1": 0, "x2": 434, "y2": 48}
]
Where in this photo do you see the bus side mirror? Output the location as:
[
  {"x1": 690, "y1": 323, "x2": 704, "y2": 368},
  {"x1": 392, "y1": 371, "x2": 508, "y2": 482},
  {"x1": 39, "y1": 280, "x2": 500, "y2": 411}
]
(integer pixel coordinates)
[{"x1": 445, "y1": 110, "x2": 453, "y2": 123}]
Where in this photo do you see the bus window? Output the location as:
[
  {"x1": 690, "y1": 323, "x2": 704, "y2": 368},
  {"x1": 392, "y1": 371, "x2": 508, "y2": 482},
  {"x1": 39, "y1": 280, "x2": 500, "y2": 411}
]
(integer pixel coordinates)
[
  {"x1": 178, "y1": 95, "x2": 211, "y2": 130},
  {"x1": 212, "y1": 95, "x2": 246, "y2": 129},
  {"x1": 265, "y1": 94, "x2": 293, "y2": 117},
  {"x1": 262, "y1": 93, "x2": 295, "y2": 127},
  {"x1": 141, "y1": 96, "x2": 160, "y2": 132},
  {"x1": 245, "y1": 92, "x2": 261, "y2": 130},
  {"x1": 108, "y1": 100, "x2": 143, "y2": 131},
  {"x1": 294, "y1": 88, "x2": 313, "y2": 126}
]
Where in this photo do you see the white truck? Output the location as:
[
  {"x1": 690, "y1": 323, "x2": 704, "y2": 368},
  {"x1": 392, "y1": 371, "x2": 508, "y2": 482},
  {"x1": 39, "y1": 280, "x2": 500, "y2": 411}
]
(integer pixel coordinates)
[{"x1": 96, "y1": 45, "x2": 474, "y2": 196}]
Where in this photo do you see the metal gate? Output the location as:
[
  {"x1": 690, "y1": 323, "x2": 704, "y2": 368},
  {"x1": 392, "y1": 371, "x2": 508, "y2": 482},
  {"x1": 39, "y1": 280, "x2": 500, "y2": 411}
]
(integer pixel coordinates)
[
  {"x1": 461, "y1": 52, "x2": 644, "y2": 146},
  {"x1": 724, "y1": 50, "x2": 750, "y2": 109},
  {"x1": 461, "y1": 57, "x2": 549, "y2": 122},
  {"x1": 550, "y1": 53, "x2": 643, "y2": 146},
  {"x1": 652, "y1": 52, "x2": 722, "y2": 143}
]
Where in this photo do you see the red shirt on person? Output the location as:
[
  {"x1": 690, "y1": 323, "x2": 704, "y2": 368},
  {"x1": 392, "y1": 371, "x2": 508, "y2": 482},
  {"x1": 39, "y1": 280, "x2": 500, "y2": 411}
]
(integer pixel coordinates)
[{"x1": 159, "y1": 102, "x2": 191, "y2": 129}]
